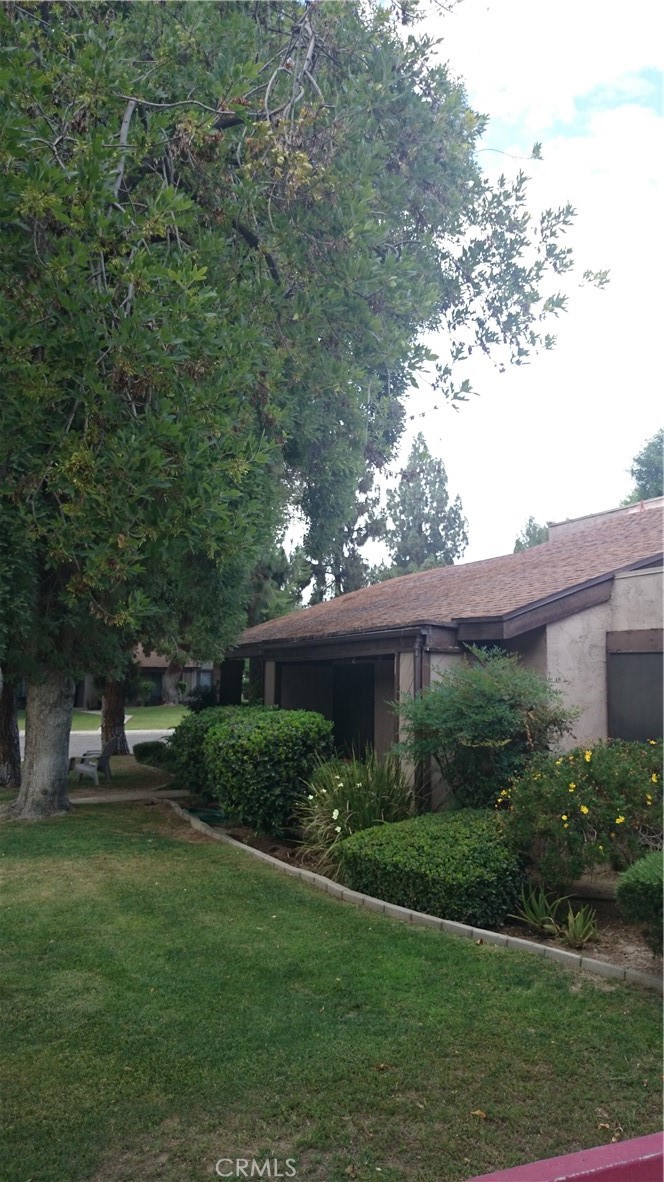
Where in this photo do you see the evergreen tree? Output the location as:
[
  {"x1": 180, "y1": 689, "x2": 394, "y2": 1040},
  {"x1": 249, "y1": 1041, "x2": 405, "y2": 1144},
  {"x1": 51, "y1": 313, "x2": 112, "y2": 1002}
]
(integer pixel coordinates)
[
  {"x1": 624, "y1": 429, "x2": 663, "y2": 503},
  {"x1": 384, "y1": 435, "x2": 467, "y2": 573},
  {"x1": 514, "y1": 516, "x2": 548, "y2": 552}
]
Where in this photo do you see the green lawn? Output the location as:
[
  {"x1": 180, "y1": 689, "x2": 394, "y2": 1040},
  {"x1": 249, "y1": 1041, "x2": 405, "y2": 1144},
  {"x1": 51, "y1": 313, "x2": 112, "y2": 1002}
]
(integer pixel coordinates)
[
  {"x1": 17, "y1": 705, "x2": 190, "y2": 732},
  {"x1": 1, "y1": 805, "x2": 661, "y2": 1182}
]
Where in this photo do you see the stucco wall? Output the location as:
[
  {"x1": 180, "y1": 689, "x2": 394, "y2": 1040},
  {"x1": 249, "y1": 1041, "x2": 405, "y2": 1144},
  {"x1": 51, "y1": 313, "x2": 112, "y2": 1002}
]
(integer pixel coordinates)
[
  {"x1": 547, "y1": 601, "x2": 611, "y2": 746},
  {"x1": 504, "y1": 627, "x2": 547, "y2": 676},
  {"x1": 546, "y1": 567, "x2": 663, "y2": 747},
  {"x1": 610, "y1": 567, "x2": 663, "y2": 630}
]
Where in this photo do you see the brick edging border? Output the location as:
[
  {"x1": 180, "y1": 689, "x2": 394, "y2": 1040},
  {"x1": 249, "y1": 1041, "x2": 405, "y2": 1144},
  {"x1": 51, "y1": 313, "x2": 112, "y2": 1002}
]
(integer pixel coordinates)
[{"x1": 165, "y1": 800, "x2": 663, "y2": 994}]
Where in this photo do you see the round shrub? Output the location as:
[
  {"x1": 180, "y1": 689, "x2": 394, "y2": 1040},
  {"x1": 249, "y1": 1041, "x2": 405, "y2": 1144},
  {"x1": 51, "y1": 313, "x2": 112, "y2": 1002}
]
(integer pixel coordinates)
[
  {"x1": 506, "y1": 739, "x2": 663, "y2": 891},
  {"x1": 204, "y1": 709, "x2": 333, "y2": 835},
  {"x1": 617, "y1": 851, "x2": 663, "y2": 955},
  {"x1": 168, "y1": 706, "x2": 269, "y2": 790},
  {"x1": 132, "y1": 740, "x2": 173, "y2": 770},
  {"x1": 337, "y1": 809, "x2": 525, "y2": 929}
]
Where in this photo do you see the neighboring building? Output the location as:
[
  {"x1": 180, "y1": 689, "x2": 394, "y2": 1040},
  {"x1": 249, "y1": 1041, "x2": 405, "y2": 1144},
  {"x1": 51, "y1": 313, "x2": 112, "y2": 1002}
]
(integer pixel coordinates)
[
  {"x1": 226, "y1": 499, "x2": 663, "y2": 803},
  {"x1": 74, "y1": 649, "x2": 214, "y2": 709}
]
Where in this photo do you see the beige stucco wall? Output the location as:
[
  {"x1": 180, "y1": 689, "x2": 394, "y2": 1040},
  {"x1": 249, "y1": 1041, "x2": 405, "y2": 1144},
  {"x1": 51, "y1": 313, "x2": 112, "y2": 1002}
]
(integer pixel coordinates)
[
  {"x1": 610, "y1": 567, "x2": 663, "y2": 631},
  {"x1": 504, "y1": 627, "x2": 547, "y2": 676},
  {"x1": 546, "y1": 567, "x2": 663, "y2": 748}
]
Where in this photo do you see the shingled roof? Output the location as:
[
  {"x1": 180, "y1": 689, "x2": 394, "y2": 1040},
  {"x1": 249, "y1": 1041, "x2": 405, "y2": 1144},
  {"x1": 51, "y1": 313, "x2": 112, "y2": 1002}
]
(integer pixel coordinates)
[{"x1": 236, "y1": 501, "x2": 663, "y2": 649}]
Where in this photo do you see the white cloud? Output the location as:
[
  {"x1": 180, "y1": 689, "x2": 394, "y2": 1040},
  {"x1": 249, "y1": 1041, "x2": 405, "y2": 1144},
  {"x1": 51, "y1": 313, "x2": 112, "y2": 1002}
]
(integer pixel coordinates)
[
  {"x1": 397, "y1": 0, "x2": 664, "y2": 562},
  {"x1": 428, "y1": 0, "x2": 664, "y2": 131}
]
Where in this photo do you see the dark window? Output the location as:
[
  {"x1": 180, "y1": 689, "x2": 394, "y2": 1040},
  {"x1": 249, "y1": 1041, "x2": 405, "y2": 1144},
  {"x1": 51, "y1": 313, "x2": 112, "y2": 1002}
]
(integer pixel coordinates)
[
  {"x1": 333, "y1": 663, "x2": 374, "y2": 756},
  {"x1": 607, "y1": 652, "x2": 663, "y2": 741}
]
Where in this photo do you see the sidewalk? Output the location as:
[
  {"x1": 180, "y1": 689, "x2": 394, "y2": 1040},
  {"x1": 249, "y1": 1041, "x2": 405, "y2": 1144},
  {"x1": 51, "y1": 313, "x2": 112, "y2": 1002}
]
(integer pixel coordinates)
[{"x1": 70, "y1": 788, "x2": 190, "y2": 805}]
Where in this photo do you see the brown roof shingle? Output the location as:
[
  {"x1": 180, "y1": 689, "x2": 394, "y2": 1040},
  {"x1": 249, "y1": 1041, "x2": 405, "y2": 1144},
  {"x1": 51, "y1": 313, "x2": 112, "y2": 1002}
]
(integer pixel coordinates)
[{"x1": 237, "y1": 503, "x2": 663, "y2": 648}]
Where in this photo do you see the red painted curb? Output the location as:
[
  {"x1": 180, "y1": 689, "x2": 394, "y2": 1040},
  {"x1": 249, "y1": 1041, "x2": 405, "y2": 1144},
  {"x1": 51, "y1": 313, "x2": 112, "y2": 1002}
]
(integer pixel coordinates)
[{"x1": 466, "y1": 1132, "x2": 663, "y2": 1181}]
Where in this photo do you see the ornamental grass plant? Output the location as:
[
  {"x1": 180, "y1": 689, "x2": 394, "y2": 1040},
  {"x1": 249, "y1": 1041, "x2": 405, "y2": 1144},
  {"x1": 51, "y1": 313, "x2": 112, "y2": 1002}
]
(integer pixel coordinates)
[
  {"x1": 505, "y1": 739, "x2": 663, "y2": 892},
  {"x1": 298, "y1": 750, "x2": 414, "y2": 869}
]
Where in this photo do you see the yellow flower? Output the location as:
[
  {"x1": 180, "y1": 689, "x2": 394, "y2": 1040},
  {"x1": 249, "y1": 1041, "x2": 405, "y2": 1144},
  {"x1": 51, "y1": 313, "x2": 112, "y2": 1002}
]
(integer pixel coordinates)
[
  {"x1": 615, "y1": 815, "x2": 625, "y2": 825},
  {"x1": 648, "y1": 739, "x2": 657, "y2": 745},
  {"x1": 645, "y1": 794, "x2": 653, "y2": 805},
  {"x1": 563, "y1": 823, "x2": 569, "y2": 829},
  {"x1": 561, "y1": 814, "x2": 568, "y2": 822},
  {"x1": 555, "y1": 758, "x2": 563, "y2": 766},
  {"x1": 651, "y1": 773, "x2": 659, "y2": 783},
  {"x1": 584, "y1": 750, "x2": 592, "y2": 762},
  {"x1": 568, "y1": 782, "x2": 576, "y2": 791},
  {"x1": 598, "y1": 844, "x2": 604, "y2": 852},
  {"x1": 579, "y1": 804, "x2": 589, "y2": 815}
]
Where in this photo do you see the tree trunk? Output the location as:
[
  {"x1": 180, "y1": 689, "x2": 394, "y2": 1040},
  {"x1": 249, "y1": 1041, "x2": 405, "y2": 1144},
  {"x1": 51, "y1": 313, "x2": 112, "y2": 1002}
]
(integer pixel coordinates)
[
  {"x1": 4, "y1": 671, "x2": 74, "y2": 819},
  {"x1": 101, "y1": 679, "x2": 130, "y2": 755},
  {"x1": 161, "y1": 660, "x2": 184, "y2": 705},
  {"x1": 0, "y1": 669, "x2": 21, "y2": 788}
]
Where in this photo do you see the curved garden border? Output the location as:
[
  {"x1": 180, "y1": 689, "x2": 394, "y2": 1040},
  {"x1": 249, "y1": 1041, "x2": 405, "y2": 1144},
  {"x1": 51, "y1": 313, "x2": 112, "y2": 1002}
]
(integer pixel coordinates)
[{"x1": 166, "y1": 800, "x2": 662, "y2": 994}]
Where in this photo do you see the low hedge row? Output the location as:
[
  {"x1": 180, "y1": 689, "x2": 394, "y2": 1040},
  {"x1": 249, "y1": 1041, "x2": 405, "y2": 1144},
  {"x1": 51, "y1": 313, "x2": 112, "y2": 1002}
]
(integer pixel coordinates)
[
  {"x1": 616, "y1": 851, "x2": 663, "y2": 955},
  {"x1": 337, "y1": 809, "x2": 525, "y2": 929},
  {"x1": 168, "y1": 705, "x2": 334, "y2": 834}
]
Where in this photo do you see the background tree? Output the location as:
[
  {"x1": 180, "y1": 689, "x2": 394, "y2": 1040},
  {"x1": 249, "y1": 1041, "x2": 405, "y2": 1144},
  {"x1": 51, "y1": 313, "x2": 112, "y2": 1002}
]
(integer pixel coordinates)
[
  {"x1": 1, "y1": 1, "x2": 596, "y2": 818},
  {"x1": 623, "y1": 429, "x2": 663, "y2": 503},
  {"x1": 383, "y1": 434, "x2": 468, "y2": 574},
  {"x1": 513, "y1": 516, "x2": 548, "y2": 552}
]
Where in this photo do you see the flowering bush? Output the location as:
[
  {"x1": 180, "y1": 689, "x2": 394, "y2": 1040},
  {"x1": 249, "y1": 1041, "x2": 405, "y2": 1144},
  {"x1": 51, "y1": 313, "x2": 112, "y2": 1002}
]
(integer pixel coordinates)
[
  {"x1": 298, "y1": 751, "x2": 414, "y2": 869},
  {"x1": 505, "y1": 739, "x2": 663, "y2": 891}
]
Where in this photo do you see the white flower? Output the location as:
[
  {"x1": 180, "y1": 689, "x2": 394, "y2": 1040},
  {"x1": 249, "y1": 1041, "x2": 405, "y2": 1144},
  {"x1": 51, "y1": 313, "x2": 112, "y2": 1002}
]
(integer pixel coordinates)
[
  {"x1": 356, "y1": 783, "x2": 362, "y2": 788},
  {"x1": 334, "y1": 826, "x2": 342, "y2": 833},
  {"x1": 331, "y1": 808, "x2": 339, "y2": 820},
  {"x1": 321, "y1": 788, "x2": 327, "y2": 794}
]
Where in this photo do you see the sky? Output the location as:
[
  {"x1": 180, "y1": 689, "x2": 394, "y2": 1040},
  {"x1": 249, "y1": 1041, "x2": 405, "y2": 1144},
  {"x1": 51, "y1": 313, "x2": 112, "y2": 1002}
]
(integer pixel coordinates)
[{"x1": 393, "y1": 0, "x2": 664, "y2": 561}]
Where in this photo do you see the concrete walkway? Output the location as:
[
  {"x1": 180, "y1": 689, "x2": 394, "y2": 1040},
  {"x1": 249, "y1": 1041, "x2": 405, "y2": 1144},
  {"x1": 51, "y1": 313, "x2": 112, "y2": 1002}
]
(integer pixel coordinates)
[{"x1": 70, "y1": 788, "x2": 190, "y2": 805}]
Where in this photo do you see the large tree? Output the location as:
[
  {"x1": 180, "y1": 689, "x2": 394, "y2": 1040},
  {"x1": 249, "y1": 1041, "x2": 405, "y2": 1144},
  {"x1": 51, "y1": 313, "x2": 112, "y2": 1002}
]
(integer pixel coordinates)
[{"x1": 1, "y1": 1, "x2": 594, "y2": 817}]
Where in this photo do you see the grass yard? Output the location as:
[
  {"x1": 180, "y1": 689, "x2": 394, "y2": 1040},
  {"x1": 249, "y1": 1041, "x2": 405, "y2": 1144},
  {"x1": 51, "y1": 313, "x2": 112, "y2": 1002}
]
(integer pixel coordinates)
[
  {"x1": 1, "y1": 804, "x2": 661, "y2": 1182},
  {"x1": 17, "y1": 705, "x2": 190, "y2": 732}
]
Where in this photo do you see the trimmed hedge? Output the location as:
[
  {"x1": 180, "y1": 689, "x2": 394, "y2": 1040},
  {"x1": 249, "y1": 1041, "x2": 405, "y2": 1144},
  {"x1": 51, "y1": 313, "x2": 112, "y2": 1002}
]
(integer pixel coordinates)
[
  {"x1": 616, "y1": 851, "x2": 663, "y2": 955},
  {"x1": 132, "y1": 740, "x2": 173, "y2": 770},
  {"x1": 204, "y1": 708, "x2": 334, "y2": 834},
  {"x1": 167, "y1": 706, "x2": 269, "y2": 790},
  {"x1": 337, "y1": 809, "x2": 525, "y2": 929}
]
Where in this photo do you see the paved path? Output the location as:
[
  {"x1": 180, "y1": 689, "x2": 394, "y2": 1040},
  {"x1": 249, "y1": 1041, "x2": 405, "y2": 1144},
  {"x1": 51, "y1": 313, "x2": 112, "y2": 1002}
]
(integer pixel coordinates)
[
  {"x1": 19, "y1": 729, "x2": 174, "y2": 759},
  {"x1": 70, "y1": 788, "x2": 190, "y2": 805}
]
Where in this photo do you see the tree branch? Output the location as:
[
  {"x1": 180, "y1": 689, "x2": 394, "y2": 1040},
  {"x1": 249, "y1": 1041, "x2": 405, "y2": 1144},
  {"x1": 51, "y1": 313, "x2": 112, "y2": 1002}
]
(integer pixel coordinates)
[
  {"x1": 118, "y1": 93, "x2": 246, "y2": 129},
  {"x1": 233, "y1": 219, "x2": 281, "y2": 285},
  {"x1": 113, "y1": 99, "x2": 137, "y2": 199}
]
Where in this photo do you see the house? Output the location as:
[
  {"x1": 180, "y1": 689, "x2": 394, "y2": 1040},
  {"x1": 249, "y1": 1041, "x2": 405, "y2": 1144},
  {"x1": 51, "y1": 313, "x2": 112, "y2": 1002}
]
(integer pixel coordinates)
[{"x1": 223, "y1": 498, "x2": 663, "y2": 801}]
